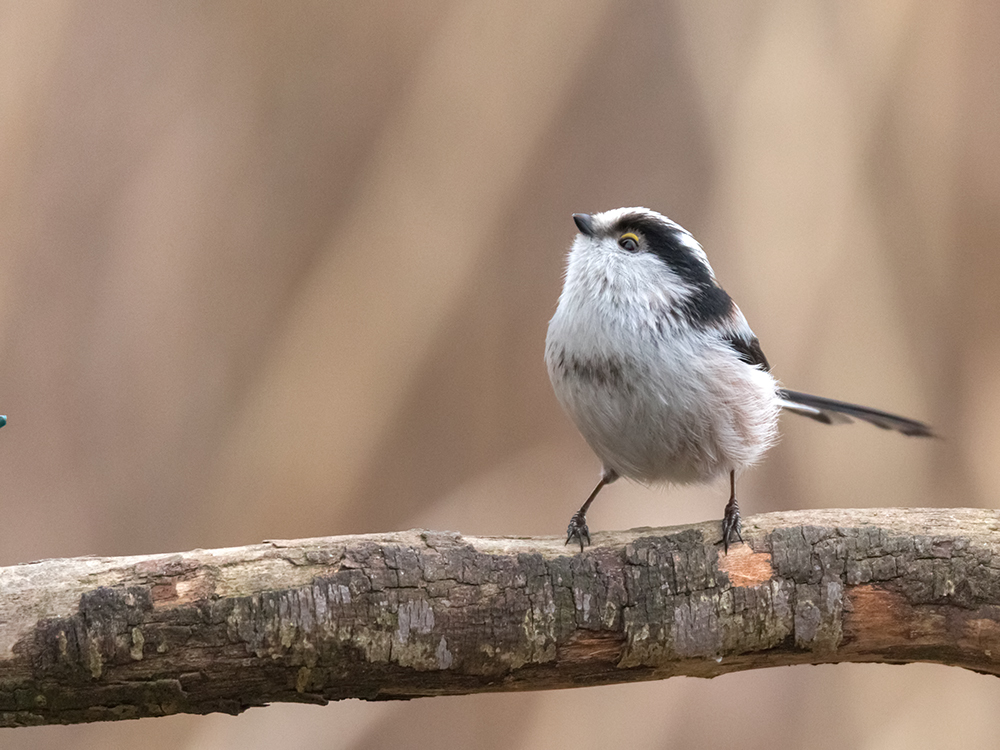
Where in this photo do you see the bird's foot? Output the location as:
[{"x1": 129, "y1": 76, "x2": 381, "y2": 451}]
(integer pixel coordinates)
[
  {"x1": 721, "y1": 496, "x2": 743, "y2": 554},
  {"x1": 566, "y1": 511, "x2": 591, "y2": 552}
]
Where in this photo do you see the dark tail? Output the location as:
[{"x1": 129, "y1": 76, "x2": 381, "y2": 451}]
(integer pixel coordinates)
[{"x1": 778, "y1": 388, "x2": 936, "y2": 437}]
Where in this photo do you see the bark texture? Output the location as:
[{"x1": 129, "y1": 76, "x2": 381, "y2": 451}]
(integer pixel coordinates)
[{"x1": 2, "y1": 507, "x2": 999, "y2": 727}]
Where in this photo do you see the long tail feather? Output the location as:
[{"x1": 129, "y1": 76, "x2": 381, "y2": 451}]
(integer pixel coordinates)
[{"x1": 778, "y1": 388, "x2": 935, "y2": 437}]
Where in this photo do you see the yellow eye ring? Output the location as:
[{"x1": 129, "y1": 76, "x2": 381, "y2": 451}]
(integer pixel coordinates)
[{"x1": 618, "y1": 233, "x2": 640, "y2": 252}]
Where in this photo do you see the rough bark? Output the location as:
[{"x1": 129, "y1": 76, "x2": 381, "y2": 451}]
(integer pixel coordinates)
[{"x1": 1, "y1": 507, "x2": 999, "y2": 727}]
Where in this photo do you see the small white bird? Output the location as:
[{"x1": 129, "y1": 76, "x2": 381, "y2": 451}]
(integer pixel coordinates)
[{"x1": 545, "y1": 207, "x2": 935, "y2": 552}]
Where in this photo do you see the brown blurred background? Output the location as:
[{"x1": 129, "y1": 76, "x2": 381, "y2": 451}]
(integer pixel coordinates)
[{"x1": 1, "y1": 1, "x2": 998, "y2": 748}]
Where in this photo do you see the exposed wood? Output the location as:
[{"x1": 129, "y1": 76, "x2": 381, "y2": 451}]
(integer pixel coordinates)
[{"x1": 1, "y1": 507, "x2": 999, "y2": 727}]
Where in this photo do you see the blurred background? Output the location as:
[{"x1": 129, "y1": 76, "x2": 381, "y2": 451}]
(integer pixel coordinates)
[{"x1": 0, "y1": 1, "x2": 997, "y2": 748}]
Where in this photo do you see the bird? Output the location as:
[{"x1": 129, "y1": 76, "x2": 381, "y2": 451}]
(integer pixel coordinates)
[{"x1": 544, "y1": 207, "x2": 935, "y2": 552}]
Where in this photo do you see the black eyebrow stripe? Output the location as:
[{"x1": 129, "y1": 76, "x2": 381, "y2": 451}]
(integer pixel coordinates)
[{"x1": 610, "y1": 214, "x2": 716, "y2": 288}]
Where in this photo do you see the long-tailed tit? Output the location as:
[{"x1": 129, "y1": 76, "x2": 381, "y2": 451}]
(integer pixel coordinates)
[{"x1": 545, "y1": 207, "x2": 935, "y2": 552}]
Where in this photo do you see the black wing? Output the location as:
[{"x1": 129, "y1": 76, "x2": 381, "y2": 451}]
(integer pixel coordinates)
[{"x1": 722, "y1": 331, "x2": 771, "y2": 372}]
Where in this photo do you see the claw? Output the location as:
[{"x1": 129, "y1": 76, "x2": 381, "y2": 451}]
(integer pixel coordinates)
[
  {"x1": 563, "y1": 472, "x2": 614, "y2": 553},
  {"x1": 566, "y1": 511, "x2": 591, "y2": 552},
  {"x1": 721, "y1": 496, "x2": 743, "y2": 554}
]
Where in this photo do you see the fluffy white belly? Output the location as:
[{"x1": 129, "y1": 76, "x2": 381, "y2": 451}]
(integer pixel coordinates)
[{"x1": 546, "y1": 336, "x2": 780, "y2": 484}]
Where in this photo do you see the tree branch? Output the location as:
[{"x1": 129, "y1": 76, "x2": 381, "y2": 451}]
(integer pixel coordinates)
[{"x1": 2, "y1": 507, "x2": 999, "y2": 726}]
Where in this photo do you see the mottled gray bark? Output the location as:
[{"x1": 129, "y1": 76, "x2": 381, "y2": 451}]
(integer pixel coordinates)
[{"x1": 2, "y1": 508, "x2": 999, "y2": 727}]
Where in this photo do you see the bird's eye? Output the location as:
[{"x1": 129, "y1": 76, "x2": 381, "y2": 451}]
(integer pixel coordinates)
[{"x1": 618, "y1": 233, "x2": 639, "y2": 252}]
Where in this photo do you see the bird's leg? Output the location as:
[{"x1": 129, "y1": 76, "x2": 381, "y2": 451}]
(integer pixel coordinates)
[
  {"x1": 721, "y1": 469, "x2": 743, "y2": 554},
  {"x1": 566, "y1": 468, "x2": 618, "y2": 551}
]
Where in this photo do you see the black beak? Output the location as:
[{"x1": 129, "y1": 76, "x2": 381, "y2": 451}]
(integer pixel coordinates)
[{"x1": 572, "y1": 213, "x2": 596, "y2": 237}]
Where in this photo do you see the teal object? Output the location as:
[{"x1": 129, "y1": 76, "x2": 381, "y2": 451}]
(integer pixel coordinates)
[{"x1": 0, "y1": 416, "x2": 6, "y2": 428}]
